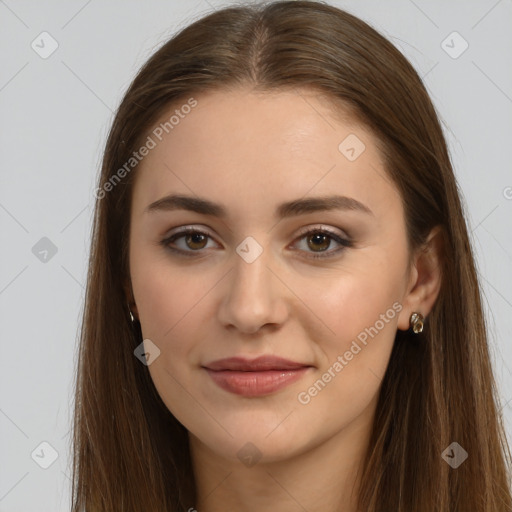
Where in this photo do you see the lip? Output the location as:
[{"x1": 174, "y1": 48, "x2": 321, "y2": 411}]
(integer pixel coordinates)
[
  {"x1": 202, "y1": 356, "x2": 313, "y2": 397},
  {"x1": 203, "y1": 355, "x2": 311, "y2": 371}
]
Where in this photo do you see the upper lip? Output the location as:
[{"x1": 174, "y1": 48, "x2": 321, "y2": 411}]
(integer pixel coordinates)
[{"x1": 203, "y1": 355, "x2": 312, "y2": 372}]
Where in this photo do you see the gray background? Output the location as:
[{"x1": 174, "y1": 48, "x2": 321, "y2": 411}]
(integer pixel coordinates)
[{"x1": 1, "y1": 0, "x2": 511, "y2": 510}]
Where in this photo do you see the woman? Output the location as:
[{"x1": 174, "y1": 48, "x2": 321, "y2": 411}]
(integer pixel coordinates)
[{"x1": 71, "y1": 1, "x2": 512, "y2": 510}]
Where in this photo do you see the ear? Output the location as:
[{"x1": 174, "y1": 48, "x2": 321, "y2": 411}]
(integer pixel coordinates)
[
  {"x1": 397, "y1": 225, "x2": 444, "y2": 331},
  {"x1": 123, "y1": 277, "x2": 139, "y2": 319}
]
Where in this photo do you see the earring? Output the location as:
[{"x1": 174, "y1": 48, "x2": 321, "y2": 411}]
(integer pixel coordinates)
[
  {"x1": 128, "y1": 305, "x2": 135, "y2": 323},
  {"x1": 409, "y1": 312, "x2": 424, "y2": 334}
]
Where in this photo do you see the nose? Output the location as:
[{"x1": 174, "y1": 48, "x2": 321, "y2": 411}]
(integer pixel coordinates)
[{"x1": 217, "y1": 245, "x2": 289, "y2": 335}]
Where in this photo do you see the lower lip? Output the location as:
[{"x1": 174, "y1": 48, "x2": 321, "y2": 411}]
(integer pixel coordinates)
[{"x1": 204, "y1": 367, "x2": 311, "y2": 397}]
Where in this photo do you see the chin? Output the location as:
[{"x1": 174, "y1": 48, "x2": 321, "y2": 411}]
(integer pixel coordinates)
[{"x1": 188, "y1": 414, "x2": 317, "y2": 466}]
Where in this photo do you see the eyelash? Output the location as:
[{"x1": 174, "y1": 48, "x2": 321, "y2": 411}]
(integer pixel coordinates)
[{"x1": 160, "y1": 226, "x2": 353, "y2": 260}]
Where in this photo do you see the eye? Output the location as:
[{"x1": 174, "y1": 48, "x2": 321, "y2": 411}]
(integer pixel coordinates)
[
  {"x1": 160, "y1": 225, "x2": 352, "y2": 259},
  {"x1": 160, "y1": 227, "x2": 217, "y2": 256},
  {"x1": 291, "y1": 227, "x2": 352, "y2": 259}
]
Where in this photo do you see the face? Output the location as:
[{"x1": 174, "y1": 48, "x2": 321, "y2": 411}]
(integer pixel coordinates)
[{"x1": 128, "y1": 87, "x2": 414, "y2": 465}]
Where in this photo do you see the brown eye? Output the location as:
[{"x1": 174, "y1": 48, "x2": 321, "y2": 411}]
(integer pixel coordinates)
[
  {"x1": 293, "y1": 228, "x2": 353, "y2": 260},
  {"x1": 306, "y1": 232, "x2": 331, "y2": 252},
  {"x1": 161, "y1": 226, "x2": 352, "y2": 259},
  {"x1": 161, "y1": 228, "x2": 216, "y2": 256},
  {"x1": 183, "y1": 232, "x2": 208, "y2": 250}
]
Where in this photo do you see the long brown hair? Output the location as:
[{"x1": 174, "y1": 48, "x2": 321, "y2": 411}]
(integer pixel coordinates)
[{"x1": 70, "y1": 1, "x2": 512, "y2": 510}]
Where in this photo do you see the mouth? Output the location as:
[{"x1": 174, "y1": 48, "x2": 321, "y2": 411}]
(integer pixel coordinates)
[{"x1": 202, "y1": 355, "x2": 314, "y2": 397}]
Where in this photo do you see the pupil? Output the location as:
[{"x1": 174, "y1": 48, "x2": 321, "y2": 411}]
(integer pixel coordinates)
[
  {"x1": 187, "y1": 233, "x2": 206, "y2": 249},
  {"x1": 309, "y1": 233, "x2": 329, "y2": 251}
]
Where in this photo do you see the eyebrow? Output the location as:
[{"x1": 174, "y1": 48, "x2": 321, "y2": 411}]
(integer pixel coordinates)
[{"x1": 144, "y1": 193, "x2": 374, "y2": 218}]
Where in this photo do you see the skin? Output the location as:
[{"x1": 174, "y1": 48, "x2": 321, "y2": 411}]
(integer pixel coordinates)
[{"x1": 127, "y1": 87, "x2": 443, "y2": 512}]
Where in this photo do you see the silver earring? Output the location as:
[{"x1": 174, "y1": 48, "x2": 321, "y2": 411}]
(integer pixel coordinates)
[{"x1": 128, "y1": 305, "x2": 135, "y2": 323}]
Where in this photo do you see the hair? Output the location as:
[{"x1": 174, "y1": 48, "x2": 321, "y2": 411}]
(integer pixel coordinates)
[{"x1": 70, "y1": 1, "x2": 512, "y2": 510}]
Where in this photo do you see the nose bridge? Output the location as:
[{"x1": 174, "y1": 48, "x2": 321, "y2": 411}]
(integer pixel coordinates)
[
  {"x1": 234, "y1": 244, "x2": 271, "y2": 295},
  {"x1": 218, "y1": 236, "x2": 286, "y2": 332}
]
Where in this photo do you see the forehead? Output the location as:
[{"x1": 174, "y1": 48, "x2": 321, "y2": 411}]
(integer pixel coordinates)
[{"x1": 132, "y1": 87, "x2": 400, "y2": 221}]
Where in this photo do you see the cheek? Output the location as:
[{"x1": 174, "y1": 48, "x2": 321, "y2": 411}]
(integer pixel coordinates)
[
  {"x1": 304, "y1": 257, "x2": 402, "y2": 344},
  {"x1": 130, "y1": 254, "x2": 211, "y2": 421},
  {"x1": 130, "y1": 244, "x2": 208, "y2": 341},
  {"x1": 298, "y1": 259, "x2": 402, "y2": 398},
  {"x1": 129, "y1": 251, "x2": 219, "y2": 392}
]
